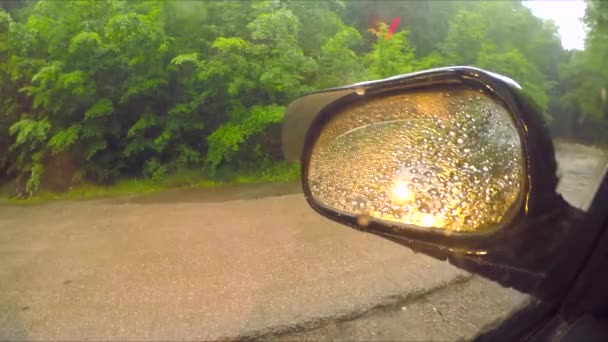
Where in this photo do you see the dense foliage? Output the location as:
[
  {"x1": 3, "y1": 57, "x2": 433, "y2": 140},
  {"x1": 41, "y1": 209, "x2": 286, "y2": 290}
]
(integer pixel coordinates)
[{"x1": 0, "y1": 0, "x2": 605, "y2": 195}]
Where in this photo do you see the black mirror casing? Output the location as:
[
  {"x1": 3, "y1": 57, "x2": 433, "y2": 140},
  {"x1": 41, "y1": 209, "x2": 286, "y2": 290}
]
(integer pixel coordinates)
[{"x1": 283, "y1": 67, "x2": 585, "y2": 300}]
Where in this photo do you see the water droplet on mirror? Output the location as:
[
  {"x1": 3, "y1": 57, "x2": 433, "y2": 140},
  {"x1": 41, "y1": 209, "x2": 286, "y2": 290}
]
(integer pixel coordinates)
[
  {"x1": 357, "y1": 215, "x2": 371, "y2": 227},
  {"x1": 355, "y1": 87, "x2": 366, "y2": 96}
]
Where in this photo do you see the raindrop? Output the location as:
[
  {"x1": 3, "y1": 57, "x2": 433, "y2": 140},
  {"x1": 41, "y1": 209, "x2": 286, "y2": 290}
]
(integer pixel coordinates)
[
  {"x1": 457, "y1": 138, "x2": 464, "y2": 144},
  {"x1": 355, "y1": 87, "x2": 366, "y2": 96},
  {"x1": 357, "y1": 215, "x2": 371, "y2": 227}
]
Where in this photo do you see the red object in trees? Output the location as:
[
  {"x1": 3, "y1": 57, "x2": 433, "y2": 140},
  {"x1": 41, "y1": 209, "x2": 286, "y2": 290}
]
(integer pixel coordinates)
[{"x1": 386, "y1": 16, "x2": 401, "y2": 40}]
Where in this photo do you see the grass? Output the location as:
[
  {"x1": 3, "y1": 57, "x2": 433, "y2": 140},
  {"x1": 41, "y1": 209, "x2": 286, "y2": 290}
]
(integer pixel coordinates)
[{"x1": 0, "y1": 162, "x2": 301, "y2": 205}]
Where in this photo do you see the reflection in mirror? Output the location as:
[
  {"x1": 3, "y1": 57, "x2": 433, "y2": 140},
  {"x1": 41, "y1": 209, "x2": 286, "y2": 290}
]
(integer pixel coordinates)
[{"x1": 307, "y1": 88, "x2": 525, "y2": 233}]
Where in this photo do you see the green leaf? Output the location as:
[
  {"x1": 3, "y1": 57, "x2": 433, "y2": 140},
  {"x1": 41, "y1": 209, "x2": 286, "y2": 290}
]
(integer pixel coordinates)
[
  {"x1": 47, "y1": 124, "x2": 81, "y2": 153},
  {"x1": 205, "y1": 105, "x2": 285, "y2": 172},
  {"x1": 120, "y1": 79, "x2": 167, "y2": 103},
  {"x1": 31, "y1": 61, "x2": 63, "y2": 85},
  {"x1": 69, "y1": 31, "x2": 102, "y2": 54},
  {"x1": 153, "y1": 129, "x2": 172, "y2": 152},
  {"x1": 170, "y1": 52, "x2": 200, "y2": 66},
  {"x1": 26, "y1": 162, "x2": 44, "y2": 195},
  {"x1": 85, "y1": 139, "x2": 107, "y2": 160},
  {"x1": 59, "y1": 70, "x2": 86, "y2": 94},
  {"x1": 128, "y1": 113, "x2": 159, "y2": 137},
  {"x1": 84, "y1": 99, "x2": 114, "y2": 119},
  {"x1": 9, "y1": 118, "x2": 52, "y2": 147},
  {"x1": 124, "y1": 137, "x2": 153, "y2": 157}
]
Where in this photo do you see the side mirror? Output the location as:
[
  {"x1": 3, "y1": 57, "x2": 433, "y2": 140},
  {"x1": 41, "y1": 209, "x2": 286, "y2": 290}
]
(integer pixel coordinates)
[
  {"x1": 307, "y1": 86, "x2": 524, "y2": 234},
  {"x1": 283, "y1": 67, "x2": 583, "y2": 298}
]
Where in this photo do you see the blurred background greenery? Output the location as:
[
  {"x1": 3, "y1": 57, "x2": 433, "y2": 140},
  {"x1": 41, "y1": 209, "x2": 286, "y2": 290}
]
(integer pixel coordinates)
[{"x1": 0, "y1": 0, "x2": 606, "y2": 199}]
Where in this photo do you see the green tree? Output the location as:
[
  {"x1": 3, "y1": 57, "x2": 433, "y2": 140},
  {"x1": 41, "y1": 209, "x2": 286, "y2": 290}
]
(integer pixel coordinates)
[
  {"x1": 0, "y1": 0, "x2": 599, "y2": 195},
  {"x1": 551, "y1": 0, "x2": 608, "y2": 142},
  {"x1": 440, "y1": 1, "x2": 564, "y2": 114},
  {"x1": 364, "y1": 22, "x2": 417, "y2": 79}
]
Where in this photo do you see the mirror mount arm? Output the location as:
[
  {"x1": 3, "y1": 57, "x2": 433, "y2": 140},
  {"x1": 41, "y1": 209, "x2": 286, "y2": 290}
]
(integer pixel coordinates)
[
  {"x1": 378, "y1": 196, "x2": 587, "y2": 300},
  {"x1": 472, "y1": 196, "x2": 588, "y2": 301}
]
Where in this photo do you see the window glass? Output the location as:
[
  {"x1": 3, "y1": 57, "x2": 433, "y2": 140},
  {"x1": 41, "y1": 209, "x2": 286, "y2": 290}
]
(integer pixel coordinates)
[{"x1": 0, "y1": 1, "x2": 604, "y2": 341}]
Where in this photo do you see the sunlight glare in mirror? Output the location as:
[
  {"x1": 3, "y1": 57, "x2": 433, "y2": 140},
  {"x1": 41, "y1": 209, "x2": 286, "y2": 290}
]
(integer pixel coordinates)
[
  {"x1": 392, "y1": 182, "x2": 414, "y2": 202},
  {"x1": 421, "y1": 214, "x2": 437, "y2": 227}
]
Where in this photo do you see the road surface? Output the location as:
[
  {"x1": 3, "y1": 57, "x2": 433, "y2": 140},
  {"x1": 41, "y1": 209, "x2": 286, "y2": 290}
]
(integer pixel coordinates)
[{"x1": 0, "y1": 142, "x2": 605, "y2": 341}]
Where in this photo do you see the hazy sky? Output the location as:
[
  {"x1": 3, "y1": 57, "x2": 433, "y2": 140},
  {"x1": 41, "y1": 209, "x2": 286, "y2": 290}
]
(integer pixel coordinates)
[{"x1": 523, "y1": 0, "x2": 587, "y2": 50}]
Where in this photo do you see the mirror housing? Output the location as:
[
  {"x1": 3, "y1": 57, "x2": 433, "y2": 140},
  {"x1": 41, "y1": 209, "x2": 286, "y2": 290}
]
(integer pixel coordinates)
[{"x1": 283, "y1": 67, "x2": 582, "y2": 298}]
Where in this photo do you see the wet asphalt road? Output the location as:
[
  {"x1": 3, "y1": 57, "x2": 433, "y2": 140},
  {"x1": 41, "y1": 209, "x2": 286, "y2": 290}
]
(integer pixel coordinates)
[
  {"x1": 0, "y1": 191, "x2": 468, "y2": 340},
  {"x1": 0, "y1": 142, "x2": 605, "y2": 341}
]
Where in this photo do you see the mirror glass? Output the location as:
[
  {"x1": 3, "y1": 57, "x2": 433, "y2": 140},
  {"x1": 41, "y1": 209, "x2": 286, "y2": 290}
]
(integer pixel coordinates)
[{"x1": 307, "y1": 88, "x2": 525, "y2": 233}]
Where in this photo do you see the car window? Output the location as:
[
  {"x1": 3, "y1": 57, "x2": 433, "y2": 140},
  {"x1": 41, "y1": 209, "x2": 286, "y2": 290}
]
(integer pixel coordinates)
[{"x1": 0, "y1": 0, "x2": 605, "y2": 341}]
